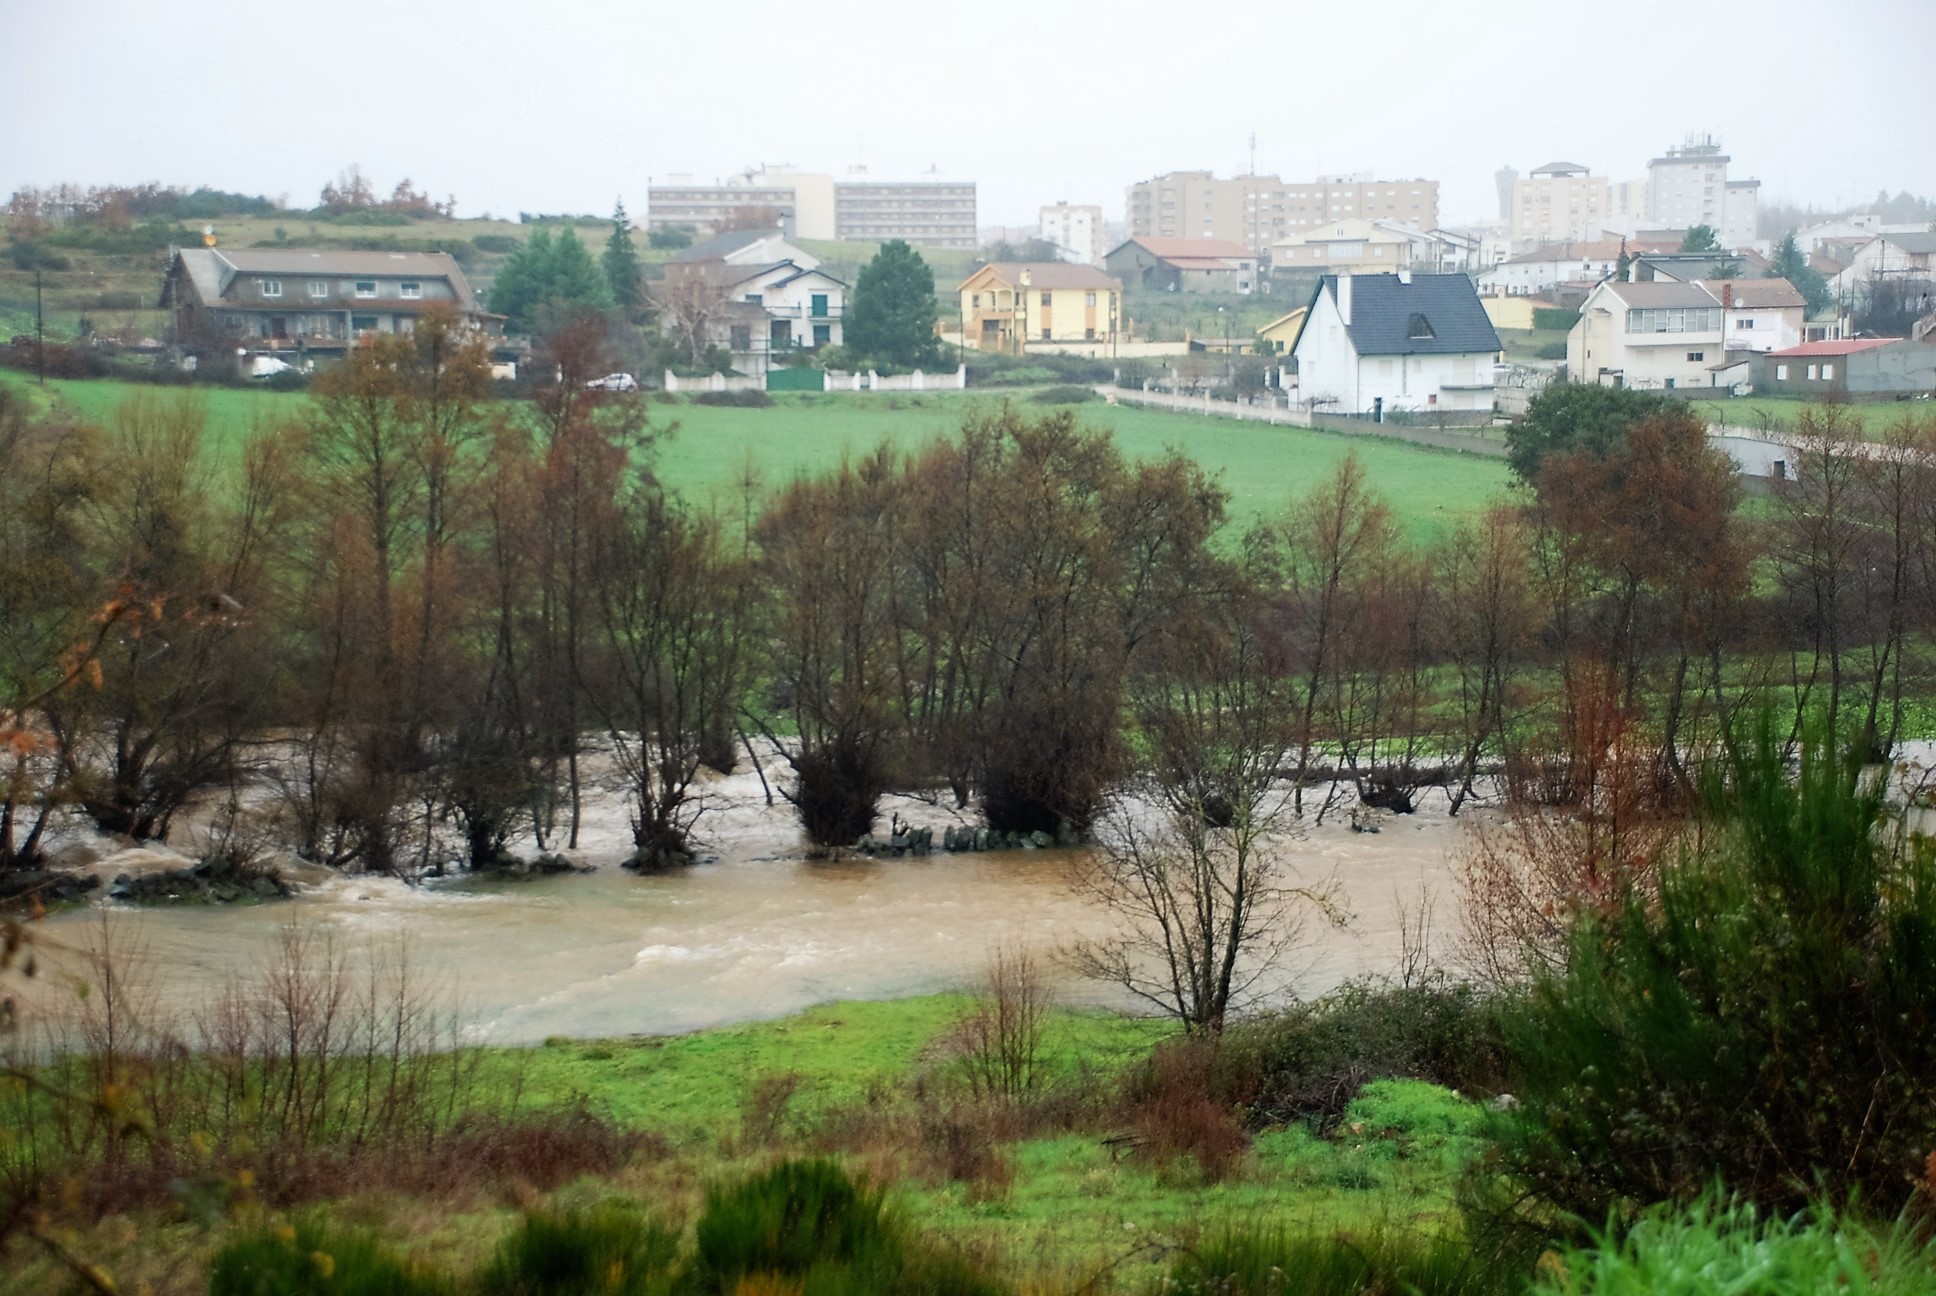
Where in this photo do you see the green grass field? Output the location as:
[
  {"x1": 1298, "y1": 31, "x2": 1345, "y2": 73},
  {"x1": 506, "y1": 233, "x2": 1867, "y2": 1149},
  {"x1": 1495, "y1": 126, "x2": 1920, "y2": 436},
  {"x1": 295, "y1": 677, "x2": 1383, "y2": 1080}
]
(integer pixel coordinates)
[
  {"x1": 9, "y1": 376, "x2": 1515, "y2": 540},
  {"x1": 1685, "y1": 394, "x2": 1926, "y2": 437}
]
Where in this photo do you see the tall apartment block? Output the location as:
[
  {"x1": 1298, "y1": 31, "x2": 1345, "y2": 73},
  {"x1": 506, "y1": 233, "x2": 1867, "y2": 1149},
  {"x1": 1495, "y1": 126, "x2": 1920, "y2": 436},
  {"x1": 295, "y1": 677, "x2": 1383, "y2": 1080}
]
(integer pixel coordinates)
[
  {"x1": 1126, "y1": 171, "x2": 1440, "y2": 255},
  {"x1": 1647, "y1": 135, "x2": 1758, "y2": 248},
  {"x1": 833, "y1": 177, "x2": 977, "y2": 247},
  {"x1": 648, "y1": 167, "x2": 975, "y2": 247},
  {"x1": 1039, "y1": 202, "x2": 1105, "y2": 263}
]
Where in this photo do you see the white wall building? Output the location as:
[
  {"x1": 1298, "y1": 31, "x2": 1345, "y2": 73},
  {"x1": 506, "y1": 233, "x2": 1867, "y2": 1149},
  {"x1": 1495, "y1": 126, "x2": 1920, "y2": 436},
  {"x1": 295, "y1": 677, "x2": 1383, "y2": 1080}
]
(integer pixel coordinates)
[
  {"x1": 1039, "y1": 203, "x2": 1105, "y2": 264},
  {"x1": 1647, "y1": 135, "x2": 1757, "y2": 247},
  {"x1": 1566, "y1": 278, "x2": 1807, "y2": 389},
  {"x1": 1479, "y1": 240, "x2": 1628, "y2": 296},
  {"x1": 1289, "y1": 271, "x2": 1502, "y2": 415},
  {"x1": 1510, "y1": 161, "x2": 1612, "y2": 250}
]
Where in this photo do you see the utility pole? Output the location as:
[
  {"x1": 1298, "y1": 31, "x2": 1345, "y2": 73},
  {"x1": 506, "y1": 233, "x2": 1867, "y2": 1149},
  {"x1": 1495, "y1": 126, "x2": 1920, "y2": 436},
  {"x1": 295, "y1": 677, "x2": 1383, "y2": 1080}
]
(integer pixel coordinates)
[{"x1": 35, "y1": 269, "x2": 45, "y2": 384}]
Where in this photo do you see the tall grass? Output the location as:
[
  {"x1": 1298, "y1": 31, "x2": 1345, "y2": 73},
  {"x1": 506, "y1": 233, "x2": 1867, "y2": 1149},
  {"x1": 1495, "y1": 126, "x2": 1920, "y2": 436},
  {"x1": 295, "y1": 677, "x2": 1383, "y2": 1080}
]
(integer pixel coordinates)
[
  {"x1": 1162, "y1": 1224, "x2": 1506, "y2": 1296},
  {"x1": 0, "y1": 918, "x2": 634, "y2": 1222}
]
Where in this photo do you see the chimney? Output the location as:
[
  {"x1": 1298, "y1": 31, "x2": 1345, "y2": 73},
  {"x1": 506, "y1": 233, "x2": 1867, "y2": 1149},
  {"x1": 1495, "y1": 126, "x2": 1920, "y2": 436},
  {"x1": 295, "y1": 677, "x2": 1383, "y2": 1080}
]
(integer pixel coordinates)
[
  {"x1": 1721, "y1": 280, "x2": 1734, "y2": 311},
  {"x1": 1337, "y1": 272, "x2": 1353, "y2": 325}
]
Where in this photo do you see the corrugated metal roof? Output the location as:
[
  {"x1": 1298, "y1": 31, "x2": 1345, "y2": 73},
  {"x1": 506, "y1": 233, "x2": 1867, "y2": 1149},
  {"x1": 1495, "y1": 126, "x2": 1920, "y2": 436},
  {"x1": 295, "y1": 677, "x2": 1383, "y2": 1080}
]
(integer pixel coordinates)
[{"x1": 1767, "y1": 338, "x2": 1905, "y2": 357}]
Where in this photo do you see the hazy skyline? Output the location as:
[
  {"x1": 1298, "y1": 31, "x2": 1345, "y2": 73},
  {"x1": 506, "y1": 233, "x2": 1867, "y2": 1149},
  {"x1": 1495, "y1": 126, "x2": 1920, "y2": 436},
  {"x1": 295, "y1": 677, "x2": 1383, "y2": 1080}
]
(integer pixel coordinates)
[{"x1": 6, "y1": 0, "x2": 1933, "y2": 230}]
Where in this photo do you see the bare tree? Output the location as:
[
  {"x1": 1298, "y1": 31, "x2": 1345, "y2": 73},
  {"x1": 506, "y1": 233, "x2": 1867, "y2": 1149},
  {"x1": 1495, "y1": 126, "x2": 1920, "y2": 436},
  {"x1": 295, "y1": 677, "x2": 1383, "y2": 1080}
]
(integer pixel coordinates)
[{"x1": 1073, "y1": 562, "x2": 1342, "y2": 1033}]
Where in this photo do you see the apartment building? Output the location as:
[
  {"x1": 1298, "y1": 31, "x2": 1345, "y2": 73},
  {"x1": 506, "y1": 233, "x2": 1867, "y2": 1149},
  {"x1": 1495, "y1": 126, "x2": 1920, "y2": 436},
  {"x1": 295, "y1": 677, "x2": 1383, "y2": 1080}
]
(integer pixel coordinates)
[
  {"x1": 1510, "y1": 162, "x2": 1611, "y2": 250},
  {"x1": 1040, "y1": 202, "x2": 1105, "y2": 264},
  {"x1": 1647, "y1": 135, "x2": 1758, "y2": 248},
  {"x1": 1126, "y1": 171, "x2": 1439, "y2": 255},
  {"x1": 834, "y1": 177, "x2": 977, "y2": 247}
]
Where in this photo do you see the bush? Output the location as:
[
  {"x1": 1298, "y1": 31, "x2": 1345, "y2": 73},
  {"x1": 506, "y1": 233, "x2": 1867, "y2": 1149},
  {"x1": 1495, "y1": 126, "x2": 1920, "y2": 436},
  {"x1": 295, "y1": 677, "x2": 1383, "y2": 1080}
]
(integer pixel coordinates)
[
  {"x1": 1534, "y1": 340, "x2": 1568, "y2": 360},
  {"x1": 692, "y1": 388, "x2": 772, "y2": 407},
  {"x1": 1165, "y1": 1224, "x2": 1505, "y2": 1296},
  {"x1": 7, "y1": 239, "x2": 72, "y2": 271},
  {"x1": 1121, "y1": 1039, "x2": 1249, "y2": 1182},
  {"x1": 1536, "y1": 1193, "x2": 1936, "y2": 1296},
  {"x1": 691, "y1": 1159, "x2": 892, "y2": 1286},
  {"x1": 1030, "y1": 384, "x2": 1099, "y2": 405},
  {"x1": 475, "y1": 1205, "x2": 679, "y2": 1296},
  {"x1": 1218, "y1": 979, "x2": 1514, "y2": 1129},
  {"x1": 209, "y1": 1221, "x2": 451, "y2": 1296},
  {"x1": 1499, "y1": 716, "x2": 1936, "y2": 1219}
]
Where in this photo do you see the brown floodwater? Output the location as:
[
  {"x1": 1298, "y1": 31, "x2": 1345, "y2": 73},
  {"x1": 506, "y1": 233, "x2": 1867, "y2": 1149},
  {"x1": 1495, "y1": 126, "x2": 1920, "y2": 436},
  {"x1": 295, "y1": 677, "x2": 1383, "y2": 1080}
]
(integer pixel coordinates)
[{"x1": 33, "y1": 757, "x2": 1466, "y2": 1043}]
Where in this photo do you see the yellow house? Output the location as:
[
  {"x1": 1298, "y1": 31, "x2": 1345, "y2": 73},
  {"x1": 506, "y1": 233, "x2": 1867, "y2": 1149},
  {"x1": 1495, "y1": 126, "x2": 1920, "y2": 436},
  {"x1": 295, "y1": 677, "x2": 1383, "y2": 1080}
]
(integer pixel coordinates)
[
  {"x1": 1482, "y1": 296, "x2": 1545, "y2": 331},
  {"x1": 957, "y1": 262, "x2": 1122, "y2": 353},
  {"x1": 1255, "y1": 307, "x2": 1307, "y2": 355}
]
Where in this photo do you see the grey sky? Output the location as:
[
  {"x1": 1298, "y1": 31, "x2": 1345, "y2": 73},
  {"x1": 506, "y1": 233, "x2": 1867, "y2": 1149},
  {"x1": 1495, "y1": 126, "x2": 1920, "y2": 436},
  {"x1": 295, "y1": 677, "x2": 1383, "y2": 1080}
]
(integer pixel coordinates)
[{"x1": 5, "y1": 0, "x2": 1932, "y2": 229}]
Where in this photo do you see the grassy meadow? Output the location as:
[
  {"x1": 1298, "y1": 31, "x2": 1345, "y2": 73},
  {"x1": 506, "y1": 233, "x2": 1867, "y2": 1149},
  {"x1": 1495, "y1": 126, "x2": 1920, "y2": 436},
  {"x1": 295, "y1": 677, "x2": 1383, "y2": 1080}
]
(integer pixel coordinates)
[
  {"x1": 2, "y1": 993, "x2": 1487, "y2": 1294},
  {"x1": 8, "y1": 375, "x2": 1514, "y2": 540}
]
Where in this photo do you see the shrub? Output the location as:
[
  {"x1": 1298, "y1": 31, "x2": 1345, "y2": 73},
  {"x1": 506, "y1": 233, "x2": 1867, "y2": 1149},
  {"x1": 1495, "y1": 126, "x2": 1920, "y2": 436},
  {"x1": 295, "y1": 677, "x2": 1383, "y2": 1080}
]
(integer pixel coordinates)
[
  {"x1": 1536, "y1": 1193, "x2": 1936, "y2": 1296},
  {"x1": 1534, "y1": 340, "x2": 1568, "y2": 360},
  {"x1": 1165, "y1": 1224, "x2": 1504, "y2": 1296},
  {"x1": 209, "y1": 1221, "x2": 452, "y2": 1296},
  {"x1": 1499, "y1": 716, "x2": 1936, "y2": 1219},
  {"x1": 475, "y1": 1205, "x2": 679, "y2": 1296},
  {"x1": 691, "y1": 1159, "x2": 893, "y2": 1288},
  {"x1": 692, "y1": 389, "x2": 772, "y2": 407},
  {"x1": 1029, "y1": 384, "x2": 1099, "y2": 405},
  {"x1": 1121, "y1": 1039, "x2": 1248, "y2": 1182},
  {"x1": 1218, "y1": 979, "x2": 1514, "y2": 1129}
]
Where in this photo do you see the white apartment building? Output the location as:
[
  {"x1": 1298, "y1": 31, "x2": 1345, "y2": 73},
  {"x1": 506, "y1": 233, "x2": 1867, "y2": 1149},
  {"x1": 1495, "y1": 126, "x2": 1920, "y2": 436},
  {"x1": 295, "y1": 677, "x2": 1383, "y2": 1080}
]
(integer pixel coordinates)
[
  {"x1": 1039, "y1": 203, "x2": 1105, "y2": 264},
  {"x1": 1647, "y1": 135, "x2": 1758, "y2": 247}
]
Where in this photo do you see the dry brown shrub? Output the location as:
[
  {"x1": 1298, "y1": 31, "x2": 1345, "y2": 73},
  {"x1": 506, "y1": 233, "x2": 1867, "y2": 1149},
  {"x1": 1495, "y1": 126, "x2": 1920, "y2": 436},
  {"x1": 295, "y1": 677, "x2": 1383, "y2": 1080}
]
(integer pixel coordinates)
[
  {"x1": 1458, "y1": 682, "x2": 1685, "y2": 986},
  {"x1": 1121, "y1": 1038, "x2": 1247, "y2": 1183}
]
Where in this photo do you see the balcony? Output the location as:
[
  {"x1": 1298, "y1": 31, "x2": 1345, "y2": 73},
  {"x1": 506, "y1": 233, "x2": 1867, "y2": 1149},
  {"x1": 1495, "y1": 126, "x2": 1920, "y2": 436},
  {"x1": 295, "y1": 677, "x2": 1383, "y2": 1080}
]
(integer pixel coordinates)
[{"x1": 762, "y1": 304, "x2": 844, "y2": 320}]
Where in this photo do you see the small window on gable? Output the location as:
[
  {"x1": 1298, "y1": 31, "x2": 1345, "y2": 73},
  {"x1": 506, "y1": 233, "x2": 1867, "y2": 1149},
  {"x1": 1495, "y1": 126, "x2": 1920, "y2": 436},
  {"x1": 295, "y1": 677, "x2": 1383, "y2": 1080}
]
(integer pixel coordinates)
[
  {"x1": 355, "y1": 281, "x2": 377, "y2": 298},
  {"x1": 1406, "y1": 313, "x2": 1435, "y2": 340},
  {"x1": 399, "y1": 281, "x2": 421, "y2": 300}
]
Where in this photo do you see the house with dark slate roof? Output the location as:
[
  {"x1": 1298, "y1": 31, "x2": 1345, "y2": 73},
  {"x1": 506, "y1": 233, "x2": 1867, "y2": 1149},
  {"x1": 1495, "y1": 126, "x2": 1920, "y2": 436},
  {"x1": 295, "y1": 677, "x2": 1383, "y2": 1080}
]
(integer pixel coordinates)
[
  {"x1": 1287, "y1": 272, "x2": 1501, "y2": 414},
  {"x1": 160, "y1": 246, "x2": 499, "y2": 355}
]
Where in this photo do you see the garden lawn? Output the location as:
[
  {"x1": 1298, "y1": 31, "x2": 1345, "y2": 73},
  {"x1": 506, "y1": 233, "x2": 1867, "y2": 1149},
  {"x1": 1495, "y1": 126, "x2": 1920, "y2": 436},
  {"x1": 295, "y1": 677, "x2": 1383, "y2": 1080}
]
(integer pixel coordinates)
[
  {"x1": 9, "y1": 377, "x2": 1514, "y2": 540},
  {"x1": 1686, "y1": 394, "x2": 1919, "y2": 438}
]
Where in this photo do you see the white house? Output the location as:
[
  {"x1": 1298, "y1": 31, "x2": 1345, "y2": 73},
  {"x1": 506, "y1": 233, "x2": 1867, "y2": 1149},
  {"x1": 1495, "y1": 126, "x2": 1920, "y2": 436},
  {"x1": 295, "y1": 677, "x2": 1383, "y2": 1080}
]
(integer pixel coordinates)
[
  {"x1": 1827, "y1": 231, "x2": 1936, "y2": 305},
  {"x1": 1288, "y1": 271, "x2": 1502, "y2": 415},
  {"x1": 1479, "y1": 239, "x2": 1631, "y2": 296},
  {"x1": 1568, "y1": 279, "x2": 1724, "y2": 390},
  {"x1": 1708, "y1": 278, "x2": 1806, "y2": 353}
]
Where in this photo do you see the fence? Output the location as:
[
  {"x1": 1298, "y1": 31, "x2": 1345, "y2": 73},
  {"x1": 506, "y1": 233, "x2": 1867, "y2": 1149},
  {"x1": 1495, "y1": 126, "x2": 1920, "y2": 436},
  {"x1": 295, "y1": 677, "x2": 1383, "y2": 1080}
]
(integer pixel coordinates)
[
  {"x1": 1104, "y1": 384, "x2": 1508, "y2": 457},
  {"x1": 664, "y1": 365, "x2": 969, "y2": 395}
]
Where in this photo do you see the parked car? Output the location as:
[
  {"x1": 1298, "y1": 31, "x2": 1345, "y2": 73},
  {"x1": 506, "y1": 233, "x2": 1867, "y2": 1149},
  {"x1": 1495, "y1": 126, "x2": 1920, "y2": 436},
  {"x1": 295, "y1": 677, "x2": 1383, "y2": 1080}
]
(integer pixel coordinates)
[{"x1": 586, "y1": 372, "x2": 638, "y2": 392}]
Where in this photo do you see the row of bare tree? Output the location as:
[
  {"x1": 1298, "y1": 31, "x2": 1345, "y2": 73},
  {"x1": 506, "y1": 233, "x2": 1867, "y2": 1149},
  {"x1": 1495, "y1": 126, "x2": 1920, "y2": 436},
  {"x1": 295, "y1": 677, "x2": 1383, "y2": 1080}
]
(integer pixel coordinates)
[{"x1": 4, "y1": 322, "x2": 1935, "y2": 880}]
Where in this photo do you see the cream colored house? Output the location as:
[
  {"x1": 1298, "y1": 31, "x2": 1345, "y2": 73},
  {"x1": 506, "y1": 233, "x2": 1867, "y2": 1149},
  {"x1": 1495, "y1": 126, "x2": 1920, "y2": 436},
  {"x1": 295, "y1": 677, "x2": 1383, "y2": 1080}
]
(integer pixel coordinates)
[
  {"x1": 957, "y1": 262, "x2": 1121, "y2": 352},
  {"x1": 1256, "y1": 307, "x2": 1308, "y2": 354},
  {"x1": 1269, "y1": 219, "x2": 1424, "y2": 274}
]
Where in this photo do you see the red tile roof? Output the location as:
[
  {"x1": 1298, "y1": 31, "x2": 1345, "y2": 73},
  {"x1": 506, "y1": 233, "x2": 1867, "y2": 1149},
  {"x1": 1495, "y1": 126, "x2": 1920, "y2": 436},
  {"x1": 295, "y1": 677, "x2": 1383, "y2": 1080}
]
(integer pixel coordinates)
[{"x1": 1767, "y1": 338, "x2": 1903, "y2": 357}]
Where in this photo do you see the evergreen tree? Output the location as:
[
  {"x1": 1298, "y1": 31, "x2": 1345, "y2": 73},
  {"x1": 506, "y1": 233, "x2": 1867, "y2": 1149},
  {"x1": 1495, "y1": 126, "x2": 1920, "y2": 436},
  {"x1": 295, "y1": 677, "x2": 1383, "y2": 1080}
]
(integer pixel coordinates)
[
  {"x1": 1680, "y1": 224, "x2": 1720, "y2": 253},
  {"x1": 549, "y1": 228, "x2": 614, "y2": 313},
  {"x1": 601, "y1": 200, "x2": 643, "y2": 314},
  {"x1": 487, "y1": 225, "x2": 614, "y2": 332},
  {"x1": 845, "y1": 240, "x2": 940, "y2": 367},
  {"x1": 1768, "y1": 231, "x2": 1833, "y2": 316}
]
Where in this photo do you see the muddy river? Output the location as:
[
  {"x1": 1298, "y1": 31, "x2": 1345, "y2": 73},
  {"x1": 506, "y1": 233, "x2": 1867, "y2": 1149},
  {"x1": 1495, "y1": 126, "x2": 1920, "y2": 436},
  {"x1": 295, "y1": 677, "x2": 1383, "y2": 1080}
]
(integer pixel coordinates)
[{"x1": 33, "y1": 755, "x2": 1468, "y2": 1043}]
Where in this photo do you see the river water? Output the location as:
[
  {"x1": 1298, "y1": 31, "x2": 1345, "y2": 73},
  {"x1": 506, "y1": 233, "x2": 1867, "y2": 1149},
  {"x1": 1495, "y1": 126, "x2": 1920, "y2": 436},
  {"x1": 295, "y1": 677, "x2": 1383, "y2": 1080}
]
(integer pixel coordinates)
[{"x1": 32, "y1": 755, "x2": 1466, "y2": 1043}]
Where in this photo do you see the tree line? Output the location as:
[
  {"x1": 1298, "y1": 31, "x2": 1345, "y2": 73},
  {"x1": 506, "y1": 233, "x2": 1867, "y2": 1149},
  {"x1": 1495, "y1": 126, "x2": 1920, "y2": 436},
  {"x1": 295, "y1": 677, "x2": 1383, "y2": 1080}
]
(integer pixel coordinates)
[{"x1": 4, "y1": 328, "x2": 1936, "y2": 882}]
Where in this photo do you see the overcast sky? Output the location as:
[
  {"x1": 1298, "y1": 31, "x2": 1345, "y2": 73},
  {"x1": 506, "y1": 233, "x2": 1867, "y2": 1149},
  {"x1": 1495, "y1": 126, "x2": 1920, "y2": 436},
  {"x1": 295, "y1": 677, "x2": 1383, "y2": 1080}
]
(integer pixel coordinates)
[{"x1": 6, "y1": 0, "x2": 1933, "y2": 229}]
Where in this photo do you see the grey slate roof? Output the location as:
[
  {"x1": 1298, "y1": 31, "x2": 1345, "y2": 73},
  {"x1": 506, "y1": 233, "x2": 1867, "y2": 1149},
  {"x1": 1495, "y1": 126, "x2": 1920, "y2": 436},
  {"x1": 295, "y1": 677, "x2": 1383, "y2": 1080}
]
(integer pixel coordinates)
[
  {"x1": 1883, "y1": 231, "x2": 1936, "y2": 255},
  {"x1": 671, "y1": 229, "x2": 782, "y2": 262},
  {"x1": 1315, "y1": 273, "x2": 1501, "y2": 356},
  {"x1": 165, "y1": 247, "x2": 483, "y2": 311}
]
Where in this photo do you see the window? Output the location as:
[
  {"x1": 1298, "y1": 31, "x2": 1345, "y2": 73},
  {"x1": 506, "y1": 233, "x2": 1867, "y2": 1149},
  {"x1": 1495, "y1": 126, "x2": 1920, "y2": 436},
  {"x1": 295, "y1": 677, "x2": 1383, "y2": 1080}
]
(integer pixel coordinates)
[
  {"x1": 971, "y1": 293, "x2": 980, "y2": 309},
  {"x1": 308, "y1": 281, "x2": 329, "y2": 298},
  {"x1": 399, "y1": 281, "x2": 421, "y2": 300},
  {"x1": 258, "y1": 279, "x2": 282, "y2": 297},
  {"x1": 1687, "y1": 351, "x2": 1704, "y2": 362},
  {"x1": 1084, "y1": 291, "x2": 1097, "y2": 307},
  {"x1": 812, "y1": 323, "x2": 831, "y2": 346},
  {"x1": 1823, "y1": 363, "x2": 1835, "y2": 380},
  {"x1": 351, "y1": 314, "x2": 378, "y2": 332},
  {"x1": 1776, "y1": 364, "x2": 1789, "y2": 380},
  {"x1": 744, "y1": 293, "x2": 763, "y2": 304},
  {"x1": 1040, "y1": 327, "x2": 1051, "y2": 341},
  {"x1": 1807, "y1": 364, "x2": 1818, "y2": 380},
  {"x1": 1736, "y1": 317, "x2": 1755, "y2": 329},
  {"x1": 1041, "y1": 291, "x2": 1052, "y2": 307},
  {"x1": 355, "y1": 281, "x2": 377, "y2": 298},
  {"x1": 729, "y1": 325, "x2": 751, "y2": 351}
]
